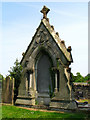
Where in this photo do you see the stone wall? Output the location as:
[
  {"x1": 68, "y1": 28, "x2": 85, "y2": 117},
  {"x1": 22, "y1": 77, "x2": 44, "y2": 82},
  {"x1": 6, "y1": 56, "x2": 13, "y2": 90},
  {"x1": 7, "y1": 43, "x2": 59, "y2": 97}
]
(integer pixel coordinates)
[
  {"x1": 73, "y1": 83, "x2": 89, "y2": 100},
  {"x1": 2, "y1": 76, "x2": 14, "y2": 104}
]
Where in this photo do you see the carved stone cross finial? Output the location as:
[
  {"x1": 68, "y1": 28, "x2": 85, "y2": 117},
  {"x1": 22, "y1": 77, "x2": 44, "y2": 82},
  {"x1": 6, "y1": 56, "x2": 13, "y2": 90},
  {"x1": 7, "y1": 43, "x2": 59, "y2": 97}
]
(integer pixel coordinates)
[{"x1": 40, "y1": 6, "x2": 50, "y2": 19}]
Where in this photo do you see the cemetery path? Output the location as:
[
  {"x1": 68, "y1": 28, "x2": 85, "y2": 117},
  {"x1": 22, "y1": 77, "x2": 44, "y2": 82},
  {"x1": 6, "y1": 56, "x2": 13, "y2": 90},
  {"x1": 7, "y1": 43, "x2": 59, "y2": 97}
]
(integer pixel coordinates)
[{"x1": 17, "y1": 106, "x2": 64, "y2": 113}]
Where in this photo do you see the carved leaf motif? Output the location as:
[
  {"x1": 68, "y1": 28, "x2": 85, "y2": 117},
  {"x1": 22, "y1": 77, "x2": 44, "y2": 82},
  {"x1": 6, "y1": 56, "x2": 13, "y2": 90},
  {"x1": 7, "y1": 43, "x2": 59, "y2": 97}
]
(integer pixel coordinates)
[
  {"x1": 35, "y1": 29, "x2": 50, "y2": 44},
  {"x1": 36, "y1": 37, "x2": 40, "y2": 44},
  {"x1": 36, "y1": 34, "x2": 40, "y2": 43},
  {"x1": 40, "y1": 33, "x2": 45, "y2": 43},
  {"x1": 43, "y1": 31, "x2": 47, "y2": 35},
  {"x1": 46, "y1": 36, "x2": 49, "y2": 41}
]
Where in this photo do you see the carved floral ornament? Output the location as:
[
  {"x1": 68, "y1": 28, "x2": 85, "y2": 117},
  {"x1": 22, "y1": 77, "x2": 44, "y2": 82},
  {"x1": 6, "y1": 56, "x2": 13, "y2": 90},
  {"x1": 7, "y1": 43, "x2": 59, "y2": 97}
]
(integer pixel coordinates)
[{"x1": 35, "y1": 28, "x2": 50, "y2": 44}]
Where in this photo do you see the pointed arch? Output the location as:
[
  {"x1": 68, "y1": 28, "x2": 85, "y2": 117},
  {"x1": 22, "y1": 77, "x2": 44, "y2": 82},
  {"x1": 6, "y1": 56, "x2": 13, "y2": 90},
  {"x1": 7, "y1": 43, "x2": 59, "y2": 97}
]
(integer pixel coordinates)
[{"x1": 35, "y1": 47, "x2": 55, "y2": 94}]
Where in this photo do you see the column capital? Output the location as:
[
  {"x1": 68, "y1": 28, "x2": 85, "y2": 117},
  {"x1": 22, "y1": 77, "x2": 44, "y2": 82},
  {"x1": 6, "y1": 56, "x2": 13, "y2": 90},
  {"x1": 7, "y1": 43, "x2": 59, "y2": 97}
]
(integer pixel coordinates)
[
  {"x1": 52, "y1": 67, "x2": 58, "y2": 72},
  {"x1": 26, "y1": 68, "x2": 33, "y2": 74},
  {"x1": 66, "y1": 67, "x2": 71, "y2": 73}
]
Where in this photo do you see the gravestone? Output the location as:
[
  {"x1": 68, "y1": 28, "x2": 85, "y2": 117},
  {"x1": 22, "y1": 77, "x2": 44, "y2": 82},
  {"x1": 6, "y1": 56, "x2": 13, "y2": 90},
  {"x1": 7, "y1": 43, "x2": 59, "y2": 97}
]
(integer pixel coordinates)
[
  {"x1": 2, "y1": 76, "x2": 14, "y2": 104},
  {"x1": 16, "y1": 6, "x2": 77, "y2": 110}
]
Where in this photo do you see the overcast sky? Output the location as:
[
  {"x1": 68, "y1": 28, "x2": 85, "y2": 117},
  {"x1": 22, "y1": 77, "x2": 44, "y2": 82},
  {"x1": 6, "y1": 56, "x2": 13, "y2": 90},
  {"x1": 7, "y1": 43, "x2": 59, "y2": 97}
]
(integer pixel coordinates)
[{"x1": 0, "y1": 2, "x2": 88, "y2": 77}]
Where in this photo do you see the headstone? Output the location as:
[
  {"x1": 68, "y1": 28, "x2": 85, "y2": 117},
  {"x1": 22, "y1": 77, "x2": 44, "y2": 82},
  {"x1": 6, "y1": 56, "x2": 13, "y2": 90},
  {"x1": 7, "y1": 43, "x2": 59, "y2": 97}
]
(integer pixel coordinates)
[{"x1": 2, "y1": 76, "x2": 14, "y2": 104}]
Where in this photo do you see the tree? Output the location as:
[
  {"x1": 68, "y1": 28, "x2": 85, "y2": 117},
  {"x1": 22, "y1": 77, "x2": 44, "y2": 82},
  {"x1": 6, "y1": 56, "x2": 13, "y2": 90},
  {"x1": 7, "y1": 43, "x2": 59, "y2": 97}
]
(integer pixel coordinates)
[
  {"x1": 0, "y1": 74, "x2": 3, "y2": 80},
  {"x1": 75, "y1": 72, "x2": 84, "y2": 82},
  {"x1": 8, "y1": 59, "x2": 23, "y2": 102},
  {"x1": 71, "y1": 73, "x2": 77, "y2": 82},
  {"x1": 71, "y1": 72, "x2": 88, "y2": 82},
  {"x1": 84, "y1": 74, "x2": 90, "y2": 82}
]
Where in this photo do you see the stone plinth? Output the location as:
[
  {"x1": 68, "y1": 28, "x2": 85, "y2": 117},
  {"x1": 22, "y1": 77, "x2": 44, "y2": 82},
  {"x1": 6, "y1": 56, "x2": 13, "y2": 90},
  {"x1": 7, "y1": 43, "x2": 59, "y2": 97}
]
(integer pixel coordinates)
[
  {"x1": 50, "y1": 99, "x2": 77, "y2": 110},
  {"x1": 15, "y1": 96, "x2": 35, "y2": 106},
  {"x1": 36, "y1": 93, "x2": 50, "y2": 105}
]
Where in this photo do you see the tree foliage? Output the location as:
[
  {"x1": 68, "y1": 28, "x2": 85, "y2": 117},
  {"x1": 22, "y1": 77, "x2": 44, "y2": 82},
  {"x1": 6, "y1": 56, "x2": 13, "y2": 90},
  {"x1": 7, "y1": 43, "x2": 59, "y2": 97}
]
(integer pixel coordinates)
[
  {"x1": 71, "y1": 72, "x2": 89, "y2": 82},
  {"x1": 75, "y1": 72, "x2": 84, "y2": 82},
  {"x1": 84, "y1": 74, "x2": 90, "y2": 81},
  {"x1": 0, "y1": 74, "x2": 3, "y2": 79},
  {"x1": 8, "y1": 59, "x2": 23, "y2": 102}
]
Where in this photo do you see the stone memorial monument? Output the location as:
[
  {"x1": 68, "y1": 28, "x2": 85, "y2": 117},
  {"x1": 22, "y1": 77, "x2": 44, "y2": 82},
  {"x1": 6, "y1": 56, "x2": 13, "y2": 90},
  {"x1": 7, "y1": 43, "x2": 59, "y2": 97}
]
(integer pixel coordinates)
[{"x1": 16, "y1": 6, "x2": 77, "y2": 110}]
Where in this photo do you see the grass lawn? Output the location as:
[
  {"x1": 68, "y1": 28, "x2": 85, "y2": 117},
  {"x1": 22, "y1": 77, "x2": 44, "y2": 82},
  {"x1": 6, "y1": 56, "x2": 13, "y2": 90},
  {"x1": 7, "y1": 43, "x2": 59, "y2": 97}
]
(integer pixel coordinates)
[
  {"x1": 76, "y1": 99, "x2": 88, "y2": 102},
  {"x1": 1, "y1": 105, "x2": 89, "y2": 119}
]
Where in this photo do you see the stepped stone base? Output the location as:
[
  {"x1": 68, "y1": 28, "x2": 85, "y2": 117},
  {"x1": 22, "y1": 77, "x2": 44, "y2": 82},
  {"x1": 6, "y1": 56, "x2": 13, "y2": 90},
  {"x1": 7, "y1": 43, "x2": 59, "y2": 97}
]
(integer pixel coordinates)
[
  {"x1": 36, "y1": 93, "x2": 50, "y2": 105},
  {"x1": 15, "y1": 96, "x2": 35, "y2": 106},
  {"x1": 50, "y1": 99, "x2": 77, "y2": 110}
]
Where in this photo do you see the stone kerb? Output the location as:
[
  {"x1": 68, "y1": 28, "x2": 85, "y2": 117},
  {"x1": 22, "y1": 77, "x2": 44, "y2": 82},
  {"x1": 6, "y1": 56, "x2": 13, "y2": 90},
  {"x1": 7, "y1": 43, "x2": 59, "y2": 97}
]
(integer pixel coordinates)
[{"x1": 2, "y1": 76, "x2": 14, "y2": 105}]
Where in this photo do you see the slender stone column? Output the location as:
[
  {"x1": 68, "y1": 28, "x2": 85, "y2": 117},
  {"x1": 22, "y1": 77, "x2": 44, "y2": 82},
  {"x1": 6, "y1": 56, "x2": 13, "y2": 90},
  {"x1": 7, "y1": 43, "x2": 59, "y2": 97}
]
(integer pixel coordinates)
[
  {"x1": 26, "y1": 78, "x2": 28, "y2": 91},
  {"x1": 29, "y1": 74, "x2": 32, "y2": 88},
  {"x1": 54, "y1": 72, "x2": 58, "y2": 93}
]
